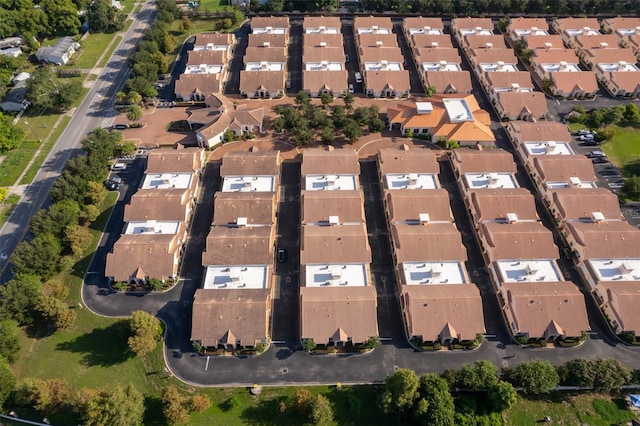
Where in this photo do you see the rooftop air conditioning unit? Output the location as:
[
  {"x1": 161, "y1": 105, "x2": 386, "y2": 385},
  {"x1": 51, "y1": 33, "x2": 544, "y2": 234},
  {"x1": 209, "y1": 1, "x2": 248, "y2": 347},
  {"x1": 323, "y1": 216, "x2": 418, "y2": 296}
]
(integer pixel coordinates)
[
  {"x1": 506, "y1": 212, "x2": 519, "y2": 223},
  {"x1": 331, "y1": 268, "x2": 342, "y2": 279},
  {"x1": 559, "y1": 61, "x2": 568, "y2": 67},
  {"x1": 600, "y1": 42, "x2": 609, "y2": 48},
  {"x1": 591, "y1": 211, "x2": 605, "y2": 222},
  {"x1": 319, "y1": 25, "x2": 326, "y2": 32},
  {"x1": 328, "y1": 215, "x2": 339, "y2": 226},
  {"x1": 431, "y1": 263, "x2": 442, "y2": 277},
  {"x1": 439, "y1": 59, "x2": 447, "y2": 65},
  {"x1": 497, "y1": 60, "x2": 505, "y2": 67},
  {"x1": 431, "y1": 41, "x2": 439, "y2": 47},
  {"x1": 376, "y1": 40, "x2": 383, "y2": 47},
  {"x1": 511, "y1": 83, "x2": 521, "y2": 91},
  {"x1": 418, "y1": 213, "x2": 430, "y2": 224},
  {"x1": 526, "y1": 264, "x2": 538, "y2": 275},
  {"x1": 489, "y1": 173, "x2": 499, "y2": 184},
  {"x1": 485, "y1": 42, "x2": 494, "y2": 48},
  {"x1": 372, "y1": 25, "x2": 379, "y2": 31},
  {"x1": 408, "y1": 173, "x2": 419, "y2": 185},
  {"x1": 619, "y1": 262, "x2": 634, "y2": 275},
  {"x1": 544, "y1": 42, "x2": 553, "y2": 48},
  {"x1": 583, "y1": 26, "x2": 590, "y2": 31},
  {"x1": 266, "y1": 26, "x2": 273, "y2": 33},
  {"x1": 243, "y1": 181, "x2": 253, "y2": 188},
  {"x1": 236, "y1": 217, "x2": 248, "y2": 227},
  {"x1": 475, "y1": 26, "x2": 482, "y2": 31},
  {"x1": 569, "y1": 176, "x2": 582, "y2": 186},
  {"x1": 319, "y1": 41, "x2": 327, "y2": 47},
  {"x1": 229, "y1": 271, "x2": 241, "y2": 282},
  {"x1": 546, "y1": 141, "x2": 557, "y2": 152},
  {"x1": 531, "y1": 26, "x2": 538, "y2": 31}
]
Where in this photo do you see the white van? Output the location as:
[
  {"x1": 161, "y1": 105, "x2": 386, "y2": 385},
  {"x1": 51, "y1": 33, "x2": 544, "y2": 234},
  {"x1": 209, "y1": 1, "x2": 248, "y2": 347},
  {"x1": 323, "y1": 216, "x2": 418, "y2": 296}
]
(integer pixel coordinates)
[
  {"x1": 111, "y1": 162, "x2": 127, "y2": 171},
  {"x1": 355, "y1": 72, "x2": 363, "y2": 83}
]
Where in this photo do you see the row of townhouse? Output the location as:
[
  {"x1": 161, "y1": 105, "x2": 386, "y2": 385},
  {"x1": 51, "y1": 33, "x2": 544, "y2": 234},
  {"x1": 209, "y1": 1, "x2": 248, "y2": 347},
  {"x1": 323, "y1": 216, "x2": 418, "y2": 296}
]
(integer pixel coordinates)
[
  {"x1": 451, "y1": 149, "x2": 590, "y2": 343},
  {"x1": 453, "y1": 17, "x2": 549, "y2": 121},
  {"x1": 240, "y1": 16, "x2": 289, "y2": 99},
  {"x1": 105, "y1": 147, "x2": 205, "y2": 284},
  {"x1": 354, "y1": 16, "x2": 411, "y2": 98},
  {"x1": 377, "y1": 146, "x2": 486, "y2": 346},
  {"x1": 545, "y1": 17, "x2": 640, "y2": 97},
  {"x1": 302, "y1": 16, "x2": 348, "y2": 98},
  {"x1": 299, "y1": 148, "x2": 379, "y2": 347},
  {"x1": 506, "y1": 120, "x2": 640, "y2": 339},
  {"x1": 404, "y1": 18, "x2": 473, "y2": 94},
  {"x1": 507, "y1": 17, "x2": 599, "y2": 99},
  {"x1": 175, "y1": 32, "x2": 236, "y2": 101},
  {"x1": 191, "y1": 150, "x2": 281, "y2": 351}
]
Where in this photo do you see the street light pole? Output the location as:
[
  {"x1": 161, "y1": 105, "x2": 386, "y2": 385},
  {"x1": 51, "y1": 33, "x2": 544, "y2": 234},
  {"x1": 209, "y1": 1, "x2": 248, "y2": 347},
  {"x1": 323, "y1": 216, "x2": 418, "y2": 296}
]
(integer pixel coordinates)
[{"x1": 23, "y1": 119, "x2": 42, "y2": 143}]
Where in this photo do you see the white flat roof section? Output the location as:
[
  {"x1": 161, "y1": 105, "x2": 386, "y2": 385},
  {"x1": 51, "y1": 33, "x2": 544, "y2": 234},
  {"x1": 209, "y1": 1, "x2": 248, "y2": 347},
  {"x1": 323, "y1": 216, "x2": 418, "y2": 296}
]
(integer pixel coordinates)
[
  {"x1": 221, "y1": 176, "x2": 276, "y2": 192},
  {"x1": 305, "y1": 27, "x2": 340, "y2": 34},
  {"x1": 588, "y1": 259, "x2": 640, "y2": 282},
  {"x1": 523, "y1": 142, "x2": 575, "y2": 156},
  {"x1": 616, "y1": 28, "x2": 640, "y2": 36},
  {"x1": 202, "y1": 265, "x2": 270, "y2": 289},
  {"x1": 496, "y1": 259, "x2": 563, "y2": 283},
  {"x1": 385, "y1": 173, "x2": 439, "y2": 190},
  {"x1": 463, "y1": 173, "x2": 519, "y2": 189},
  {"x1": 545, "y1": 180, "x2": 598, "y2": 189},
  {"x1": 443, "y1": 98, "x2": 475, "y2": 123},
  {"x1": 185, "y1": 64, "x2": 224, "y2": 74},
  {"x1": 515, "y1": 29, "x2": 549, "y2": 37},
  {"x1": 402, "y1": 261, "x2": 468, "y2": 285},
  {"x1": 357, "y1": 28, "x2": 392, "y2": 35},
  {"x1": 565, "y1": 28, "x2": 600, "y2": 36},
  {"x1": 423, "y1": 62, "x2": 462, "y2": 72},
  {"x1": 363, "y1": 61, "x2": 403, "y2": 71},
  {"x1": 305, "y1": 264, "x2": 369, "y2": 287},
  {"x1": 253, "y1": 27, "x2": 286, "y2": 35},
  {"x1": 193, "y1": 45, "x2": 227, "y2": 51},
  {"x1": 597, "y1": 62, "x2": 640, "y2": 72},
  {"x1": 540, "y1": 63, "x2": 582, "y2": 73},
  {"x1": 245, "y1": 61, "x2": 284, "y2": 72},
  {"x1": 459, "y1": 29, "x2": 493, "y2": 36},
  {"x1": 409, "y1": 28, "x2": 443, "y2": 35},
  {"x1": 141, "y1": 173, "x2": 193, "y2": 190},
  {"x1": 305, "y1": 62, "x2": 344, "y2": 71},
  {"x1": 479, "y1": 62, "x2": 519, "y2": 72},
  {"x1": 125, "y1": 220, "x2": 181, "y2": 235},
  {"x1": 305, "y1": 174, "x2": 358, "y2": 191}
]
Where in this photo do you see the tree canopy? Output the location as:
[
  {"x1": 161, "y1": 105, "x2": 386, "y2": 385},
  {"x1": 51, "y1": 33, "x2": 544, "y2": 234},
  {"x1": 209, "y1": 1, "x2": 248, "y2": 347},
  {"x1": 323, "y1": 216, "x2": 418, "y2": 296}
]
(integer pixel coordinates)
[
  {"x1": 0, "y1": 319, "x2": 20, "y2": 363},
  {"x1": 513, "y1": 359, "x2": 559, "y2": 395},
  {"x1": 26, "y1": 67, "x2": 83, "y2": 111},
  {"x1": 87, "y1": 0, "x2": 125, "y2": 33},
  {"x1": 128, "y1": 310, "x2": 162, "y2": 356},
  {"x1": 0, "y1": 274, "x2": 42, "y2": 324},
  {"x1": 80, "y1": 384, "x2": 145, "y2": 426},
  {"x1": 378, "y1": 368, "x2": 419, "y2": 415},
  {"x1": 0, "y1": 112, "x2": 25, "y2": 153},
  {"x1": 0, "y1": 356, "x2": 15, "y2": 411}
]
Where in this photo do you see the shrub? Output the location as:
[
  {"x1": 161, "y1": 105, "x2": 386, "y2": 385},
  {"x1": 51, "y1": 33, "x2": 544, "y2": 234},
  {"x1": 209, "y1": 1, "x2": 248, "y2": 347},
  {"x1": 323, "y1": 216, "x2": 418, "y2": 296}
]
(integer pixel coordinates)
[{"x1": 303, "y1": 339, "x2": 317, "y2": 352}]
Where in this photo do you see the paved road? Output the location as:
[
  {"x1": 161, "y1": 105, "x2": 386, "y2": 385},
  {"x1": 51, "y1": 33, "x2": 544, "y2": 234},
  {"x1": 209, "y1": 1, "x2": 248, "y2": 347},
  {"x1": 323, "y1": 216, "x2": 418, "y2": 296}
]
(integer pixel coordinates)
[{"x1": 0, "y1": 0, "x2": 158, "y2": 283}]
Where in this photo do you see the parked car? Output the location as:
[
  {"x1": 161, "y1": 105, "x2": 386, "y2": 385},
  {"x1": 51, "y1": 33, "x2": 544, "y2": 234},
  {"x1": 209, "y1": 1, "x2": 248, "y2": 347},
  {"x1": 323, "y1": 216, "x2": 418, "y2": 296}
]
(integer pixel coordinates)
[
  {"x1": 345, "y1": 53, "x2": 350, "y2": 63},
  {"x1": 112, "y1": 123, "x2": 128, "y2": 130},
  {"x1": 277, "y1": 248, "x2": 286, "y2": 263},
  {"x1": 587, "y1": 150, "x2": 606, "y2": 158},
  {"x1": 348, "y1": 84, "x2": 354, "y2": 94},
  {"x1": 103, "y1": 180, "x2": 119, "y2": 190},
  {"x1": 111, "y1": 162, "x2": 127, "y2": 171},
  {"x1": 355, "y1": 72, "x2": 363, "y2": 83},
  {"x1": 577, "y1": 129, "x2": 591, "y2": 136},
  {"x1": 592, "y1": 156, "x2": 608, "y2": 164}
]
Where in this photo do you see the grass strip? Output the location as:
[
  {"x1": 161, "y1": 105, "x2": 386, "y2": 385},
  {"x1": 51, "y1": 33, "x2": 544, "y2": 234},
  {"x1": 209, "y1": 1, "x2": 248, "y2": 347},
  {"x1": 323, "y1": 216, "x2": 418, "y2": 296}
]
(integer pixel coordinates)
[{"x1": 21, "y1": 116, "x2": 71, "y2": 185}]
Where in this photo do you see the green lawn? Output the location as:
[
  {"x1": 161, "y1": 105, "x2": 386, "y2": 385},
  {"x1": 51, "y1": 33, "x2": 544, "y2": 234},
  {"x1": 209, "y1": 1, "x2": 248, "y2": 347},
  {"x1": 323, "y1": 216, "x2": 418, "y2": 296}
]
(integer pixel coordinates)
[
  {"x1": 72, "y1": 32, "x2": 120, "y2": 69},
  {"x1": 600, "y1": 126, "x2": 640, "y2": 176},
  {"x1": 0, "y1": 141, "x2": 40, "y2": 186},
  {"x1": 198, "y1": 0, "x2": 233, "y2": 12},
  {"x1": 21, "y1": 116, "x2": 71, "y2": 185},
  {"x1": 503, "y1": 393, "x2": 638, "y2": 425},
  {"x1": 567, "y1": 122, "x2": 587, "y2": 133}
]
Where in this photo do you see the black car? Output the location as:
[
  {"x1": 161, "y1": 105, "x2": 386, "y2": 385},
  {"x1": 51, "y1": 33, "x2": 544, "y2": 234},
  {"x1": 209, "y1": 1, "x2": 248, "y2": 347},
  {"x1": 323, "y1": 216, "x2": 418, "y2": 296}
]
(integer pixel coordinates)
[
  {"x1": 277, "y1": 248, "x2": 286, "y2": 263},
  {"x1": 103, "y1": 177, "x2": 121, "y2": 190},
  {"x1": 592, "y1": 156, "x2": 608, "y2": 164}
]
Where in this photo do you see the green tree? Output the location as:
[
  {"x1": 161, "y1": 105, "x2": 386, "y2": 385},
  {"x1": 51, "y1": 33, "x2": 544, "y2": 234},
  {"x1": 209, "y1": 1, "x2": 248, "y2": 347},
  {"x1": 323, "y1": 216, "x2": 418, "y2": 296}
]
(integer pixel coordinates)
[
  {"x1": 302, "y1": 339, "x2": 316, "y2": 352},
  {"x1": 342, "y1": 118, "x2": 362, "y2": 144},
  {"x1": 11, "y1": 233, "x2": 62, "y2": 279},
  {"x1": 378, "y1": 368, "x2": 419, "y2": 415},
  {"x1": 331, "y1": 105, "x2": 347, "y2": 127},
  {"x1": 26, "y1": 67, "x2": 83, "y2": 111},
  {"x1": 40, "y1": 0, "x2": 81, "y2": 35},
  {"x1": 321, "y1": 123, "x2": 335, "y2": 144},
  {"x1": 126, "y1": 105, "x2": 143, "y2": 123},
  {"x1": 457, "y1": 360, "x2": 499, "y2": 390},
  {"x1": 320, "y1": 92, "x2": 333, "y2": 109},
  {"x1": 87, "y1": 0, "x2": 124, "y2": 33},
  {"x1": 0, "y1": 275, "x2": 42, "y2": 324},
  {"x1": 309, "y1": 394, "x2": 334, "y2": 425},
  {"x1": 369, "y1": 117, "x2": 385, "y2": 133},
  {"x1": 623, "y1": 175, "x2": 640, "y2": 200},
  {"x1": 295, "y1": 90, "x2": 311, "y2": 107},
  {"x1": 128, "y1": 310, "x2": 162, "y2": 356},
  {"x1": 190, "y1": 394, "x2": 210, "y2": 413},
  {"x1": 162, "y1": 385, "x2": 190, "y2": 425},
  {"x1": 291, "y1": 126, "x2": 313, "y2": 146},
  {"x1": 17, "y1": 378, "x2": 74, "y2": 415},
  {"x1": 343, "y1": 91, "x2": 354, "y2": 110},
  {"x1": 292, "y1": 388, "x2": 313, "y2": 415},
  {"x1": 0, "y1": 357, "x2": 16, "y2": 411},
  {"x1": 115, "y1": 91, "x2": 127, "y2": 104},
  {"x1": 127, "y1": 91, "x2": 142, "y2": 105},
  {"x1": 272, "y1": 116, "x2": 285, "y2": 133},
  {"x1": 0, "y1": 320, "x2": 20, "y2": 363},
  {"x1": 487, "y1": 380, "x2": 517, "y2": 412},
  {"x1": 80, "y1": 384, "x2": 145, "y2": 426},
  {"x1": 623, "y1": 102, "x2": 640, "y2": 124},
  {"x1": 513, "y1": 359, "x2": 559, "y2": 395},
  {"x1": 415, "y1": 373, "x2": 455, "y2": 426},
  {"x1": 30, "y1": 199, "x2": 81, "y2": 240},
  {"x1": 0, "y1": 112, "x2": 25, "y2": 153},
  {"x1": 224, "y1": 129, "x2": 236, "y2": 142},
  {"x1": 353, "y1": 107, "x2": 371, "y2": 125}
]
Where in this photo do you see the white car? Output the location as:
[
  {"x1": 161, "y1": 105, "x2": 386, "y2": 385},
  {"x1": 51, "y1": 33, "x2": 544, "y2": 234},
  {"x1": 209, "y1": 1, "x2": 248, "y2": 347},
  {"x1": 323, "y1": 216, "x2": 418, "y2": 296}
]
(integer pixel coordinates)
[
  {"x1": 348, "y1": 84, "x2": 354, "y2": 94},
  {"x1": 111, "y1": 162, "x2": 127, "y2": 171},
  {"x1": 355, "y1": 72, "x2": 363, "y2": 83}
]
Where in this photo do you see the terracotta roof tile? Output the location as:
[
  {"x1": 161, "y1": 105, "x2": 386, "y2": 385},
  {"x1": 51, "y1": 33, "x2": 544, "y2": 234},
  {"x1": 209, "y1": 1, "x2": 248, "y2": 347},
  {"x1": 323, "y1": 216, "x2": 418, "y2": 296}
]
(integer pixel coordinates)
[
  {"x1": 385, "y1": 189, "x2": 453, "y2": 223},
  {"x1": 391, "y1": 222, "x2": 467, "y2": 262},
  {"x1": 480, "y1": 221, "x2": 558, "y2": 260},
  {"x1": 213, "y1": 191, "x2": 276, "y2": 226},
  {"x1": 301, "y1": 190, "x2": 365, "y2": 224},
  {"x1": 301, "y1": 223, "x2": 371, "y2": 264}
]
